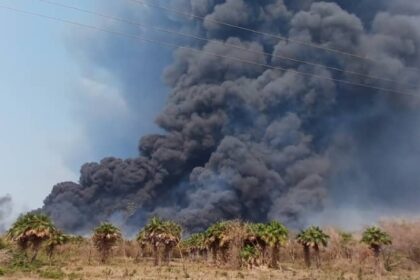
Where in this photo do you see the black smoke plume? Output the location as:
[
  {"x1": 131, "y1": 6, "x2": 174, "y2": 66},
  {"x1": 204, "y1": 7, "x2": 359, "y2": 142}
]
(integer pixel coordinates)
[{"x1": 43, "y1": 0, "x2": 420, "y2": 233}]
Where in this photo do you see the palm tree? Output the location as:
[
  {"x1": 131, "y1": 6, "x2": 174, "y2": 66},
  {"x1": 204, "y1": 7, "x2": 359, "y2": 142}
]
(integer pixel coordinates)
[
  {"x1": 137, "y1": 217, "x2": 164, "y2": 265},
  {"x1": 361, "y1": 227, "x2": 392, "y2": 258},
  {"x1": 261, "y1": 221, "x2": 289, "y2": 269},
  {"x1": 137, "y1": 217, "x2": 182, "y2": 266},
  {"x1": 296, "y1": 226, "x2": 330, "y2": 268},
  {"x1": 247, "y1": 223, "x2": 268, "y2": 265},
  {"x1": 183, "y1": 232, "x2": 207, "y2": 261},
  {"x1": 7, "y1": 213, "x2": 56, "y2": 262},
  {"x1": 92, "y1": 223, "x2": 122, "y2": 263},
  {"x1": 204, "y1": 221, "x2": 228, "y2": 264},
  {"x1": 136, "y1": 229, "x2": 148, "y2": 259},
  {"x1": 161, "y1": 220, "x2": 182, "y2": 264},
  {"x1": 45, "y1": 230, "x2": 69, "y2": 260}
]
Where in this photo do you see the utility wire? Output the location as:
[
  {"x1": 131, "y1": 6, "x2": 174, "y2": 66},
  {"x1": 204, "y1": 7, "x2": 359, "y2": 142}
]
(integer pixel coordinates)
[
  {"x1": 37, "y1": 0, "x2": 415, "y2": 89},
  {"x1": 128, "y1": 0, "x2": 420, "y2": 74},
  {"x1": 0, "y1": 4, "x2": 417, "y2": 98}
]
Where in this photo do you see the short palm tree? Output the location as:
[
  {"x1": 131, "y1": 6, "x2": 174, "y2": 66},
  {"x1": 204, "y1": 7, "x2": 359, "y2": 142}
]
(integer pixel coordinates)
[
  {"x1": 296, "y1": 226, "x2": 330, "y2": 268},
  {"x1": 183, "y1": 232, "x2": 207, "y2": 260},
  {"x1": 137, "y1": 218, "x2": 164, "y2": 265},
  {"x1": 45, "y1": 230, "x2": 69, "y2": 260},
  {"x1": 161, "y1": 220, "x2": 182, "y2": 264},
  {"x1": 92, "y1": 223, "x2": 122, "y2": 263},
  {"x1": 204, "y1": 221, "x2": 229, "y2": 264},
  {"x1": 361, "y1": 227, "x2": 392, "y2": 258},
  {"x1": 247, "y1": 223, "x2": 268, "y2": 265},
  {"x1": 137, "y1": 217, "x2": 182, "y2": 266},
  {"x1": 261, "y1": 221, "x2": 289, "y2": 269},
  {"x1": 136, "y1": 229, "x2": 148, "y2": 258},
  {"x1": 7, "y1": 213, "x2": 56, "y2": 262}
]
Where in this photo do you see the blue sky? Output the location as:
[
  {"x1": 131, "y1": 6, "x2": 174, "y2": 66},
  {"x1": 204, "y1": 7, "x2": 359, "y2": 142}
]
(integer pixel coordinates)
[{"x1": 0, "y1": 0, "x2": 171, "y2": 214}]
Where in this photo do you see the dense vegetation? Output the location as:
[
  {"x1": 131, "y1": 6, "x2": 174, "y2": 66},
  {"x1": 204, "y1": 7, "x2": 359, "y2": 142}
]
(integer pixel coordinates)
[{"x1": 3, "y1": 213, "x2": 420, "y2": 279}]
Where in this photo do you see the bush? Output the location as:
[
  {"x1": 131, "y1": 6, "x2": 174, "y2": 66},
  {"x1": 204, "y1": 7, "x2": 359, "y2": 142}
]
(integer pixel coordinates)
[
  {"x1": 92, "y1": 223, "x2": 122, "y2": 263},
  {"x1": 9, "y1": 251, "x2": 43, "y2": 272}
]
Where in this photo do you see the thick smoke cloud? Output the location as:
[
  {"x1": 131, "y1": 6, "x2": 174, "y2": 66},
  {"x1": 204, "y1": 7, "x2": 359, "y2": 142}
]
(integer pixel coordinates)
[
  {"x1": 43, "y1": 0, "x2": 420, "y2": 233},
  {"x1": 0, "y1": 195, "x2": 12, "y2": 233}
]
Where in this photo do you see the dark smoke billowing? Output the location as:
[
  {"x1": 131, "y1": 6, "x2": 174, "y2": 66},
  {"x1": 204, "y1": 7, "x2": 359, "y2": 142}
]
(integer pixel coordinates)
[{"x1": 43, "y1": 0, "x2": 420, "y2": 233}]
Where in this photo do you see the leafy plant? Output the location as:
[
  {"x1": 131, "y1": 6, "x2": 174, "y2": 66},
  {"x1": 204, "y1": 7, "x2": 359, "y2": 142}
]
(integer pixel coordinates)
[
  {"x1": 9, "y1": 251, "x2": 43, "y2": 272},
  {"x1": 361, "y1": 227, "x2": 392, "y2": 258},
  {"x1": 204, "y1": 221, "x2": 229, "y2": 263},
  {"x1": 45, "y1": 231, "x2": 69, "y2": 260},
  {"x1": 240, "y1": 245, "x2": 258, "y2": 268},
  {"x1": 92, "y1": 223, "x2": 122, "y2": 263},
  {"x1": 7, "y1": 213, "x2": 56, "y2": 262},
  {"x1": 296, "y1": 226, "x2": 330, "y2": 268},
  {"x1": 137, "y1": 217, "x2": 182, "y2": 265},
  {"x1": 182, "y1": 232, "x2": 207, "y2": 260},
  {"x1": 262, "y1": 221, "x2": 288, "y2": 268}
]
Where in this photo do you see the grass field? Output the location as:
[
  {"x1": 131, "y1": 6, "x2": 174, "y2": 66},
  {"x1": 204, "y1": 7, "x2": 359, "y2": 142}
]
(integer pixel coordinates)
[
  {"x1": 3, "y1": 219, "x2": 420, "y2": 279},
  {"x1": 2, "y1": 253, "x2": 420, "y2": 280}
]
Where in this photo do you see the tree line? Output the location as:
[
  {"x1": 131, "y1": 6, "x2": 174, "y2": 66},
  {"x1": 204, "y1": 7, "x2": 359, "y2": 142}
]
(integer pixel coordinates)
[{"x1": 5, "y1": 213, "x2": 392, "y2": 270}]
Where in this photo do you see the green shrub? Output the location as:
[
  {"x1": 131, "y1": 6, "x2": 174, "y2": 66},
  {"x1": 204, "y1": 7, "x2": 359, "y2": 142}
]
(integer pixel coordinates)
[
  {"x1": 9, "y1": 251, "x2": 43, "y2": 272},
  {"x1": 240, "y1": 245, "x2": 258, "y2": 264}
]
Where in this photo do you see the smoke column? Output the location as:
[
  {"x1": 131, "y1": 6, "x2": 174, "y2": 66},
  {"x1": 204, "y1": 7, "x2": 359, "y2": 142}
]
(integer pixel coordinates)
[
  {"x1": 0, "y1": 195, "x2": 12, "y2": 233},
  {"x1": 42, "y1": 0, "x2": 420, "y2": 233}
]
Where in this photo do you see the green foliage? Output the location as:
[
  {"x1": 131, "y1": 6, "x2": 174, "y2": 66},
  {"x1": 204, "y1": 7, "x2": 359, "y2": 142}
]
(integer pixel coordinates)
[
  {"x1": 92, "y1": 223, "x2": 122, "y2": 263},
  {"x1": 246, "y1": 222, "x2": 289, "y2": 249},
  {"x1": 137, "y1": 217, "x2": 182, "y2": 247},
  {"x1": 296, "y1": 226, "x2": 330, "y2": 248},
  {"x1": 7, "y1": 213, "x2": 56, "y2": 250},
  {"x1": 361, "y1": 226, "x2": 392, "y2": 248},
  {"x1": 93, "y1": 223, "x2": 122, "y2": 237},
  {"x1": 240, "y1": 245, "x2": 258, "y2": 263},
  {"x1": 7, "y1": 213, "x2": 57, "y2": 263},
  {"x1": 261, "y1": 221, "x2": 289, "y2": 248},
  {"x1": 205, "y1": 221, "x2": 229, "y2": 248},
  {"x1": 46, "y1": 231, "x2": 70, "y2": 258},
  {"x1": 183, "y1": 232, "x2": 206, "y2": 252},
  {"x1": 9, "y1": 251, "x2": 43, "y2": 272},
  {"x1": 247, "y1": 223, "x2": 267, "y2": 246}
]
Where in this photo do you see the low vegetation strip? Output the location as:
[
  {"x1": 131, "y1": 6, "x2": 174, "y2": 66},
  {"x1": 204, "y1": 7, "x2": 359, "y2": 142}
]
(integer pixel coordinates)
[{"x1": 1, "y1": 213, "x2": 420, "y2": 279}]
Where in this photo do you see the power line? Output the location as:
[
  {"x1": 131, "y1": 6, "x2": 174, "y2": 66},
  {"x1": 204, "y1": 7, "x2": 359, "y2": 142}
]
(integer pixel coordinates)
[
  {"x1": 128, "y1": 0, "x2": 420, "y2": 74},
  {"x1": 37, "y1": 0, "x2": 415, "y2": 89},
  {"x1": 0, "y1": 4, "x2": 417, "y2": 98}
]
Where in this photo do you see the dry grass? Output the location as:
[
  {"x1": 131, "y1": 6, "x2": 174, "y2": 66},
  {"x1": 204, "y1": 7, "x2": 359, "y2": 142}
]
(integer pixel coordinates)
[{"x1": 3, "y1": 219, "x2": 420, "y2": 279}]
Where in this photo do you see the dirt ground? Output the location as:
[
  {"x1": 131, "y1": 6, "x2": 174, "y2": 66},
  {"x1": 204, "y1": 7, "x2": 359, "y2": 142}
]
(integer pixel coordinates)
[{"x1": 3, "y1": 257, "x2": 420, "y2": 280}]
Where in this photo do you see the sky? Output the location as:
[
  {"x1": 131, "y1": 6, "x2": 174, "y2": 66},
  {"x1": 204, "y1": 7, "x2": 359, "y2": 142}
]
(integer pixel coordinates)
[{"x1": 0, "y1": 0, "x2": 170, "y2": 215}]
